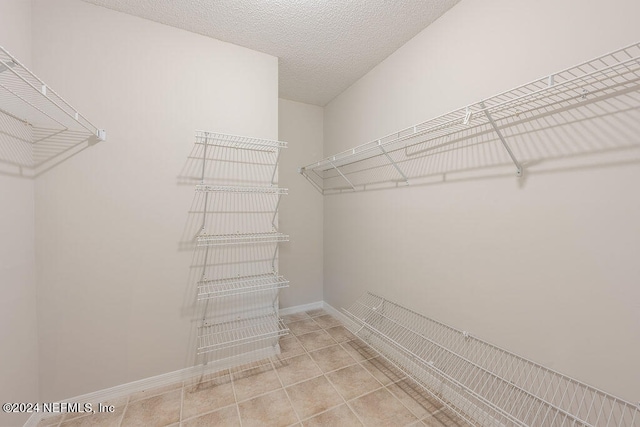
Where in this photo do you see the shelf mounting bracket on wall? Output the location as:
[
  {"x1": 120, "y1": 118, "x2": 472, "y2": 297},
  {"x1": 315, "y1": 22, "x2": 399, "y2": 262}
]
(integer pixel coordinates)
[
  {"x1": 378, "y1": 140, "x2": 409, "y2": 185},
  {"x1": 0, "y1": 45, "x2": 107, "y2": 177},
  {"x1": 480, "y1": 101, "x2": 523, "y2": 177}
]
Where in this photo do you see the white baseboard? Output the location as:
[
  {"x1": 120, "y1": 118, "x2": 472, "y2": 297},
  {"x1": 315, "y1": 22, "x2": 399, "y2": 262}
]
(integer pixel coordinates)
[
  {"x1": 279, "y1": 300, "x2": 323, "y2": 316},
  {"x1": 26, "y1": 299, "x2": 333, "y2": 427},
  {"x1": 321, "y1": 301, "x2": 352, "y2": 324},
  {"x1": 25, "y1": 346, "x2": 279, "y2": 427}
]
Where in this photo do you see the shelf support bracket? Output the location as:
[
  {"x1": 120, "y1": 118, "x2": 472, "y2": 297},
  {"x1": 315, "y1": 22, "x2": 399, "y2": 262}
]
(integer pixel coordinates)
[
  {"x1": 298, "y1": 168, "x2": 325, "y2": 195},
  {"x1": 270, "y1": 148, "x2": 281, "y2": 186},
  {"x1": 480, "y1": 101, "x2": 523, "y2": 177},
  {"x1": 378, "y1": 141, "x2": 409, "y2": 185},
  {"x1": 271, "y1": 245, "x2": 279, "y2": 273},
  {"x1": 329, "y1": 160, "x2": 356, "y2": 191},
  {"x1": 271, "y1": 194, "x2": 281, "y2": 231}
]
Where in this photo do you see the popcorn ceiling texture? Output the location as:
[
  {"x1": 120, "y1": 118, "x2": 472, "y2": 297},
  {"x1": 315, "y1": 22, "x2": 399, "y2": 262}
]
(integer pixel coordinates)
[{"x1": 81, "y1": 0, "x2": 459, "y2": 106}]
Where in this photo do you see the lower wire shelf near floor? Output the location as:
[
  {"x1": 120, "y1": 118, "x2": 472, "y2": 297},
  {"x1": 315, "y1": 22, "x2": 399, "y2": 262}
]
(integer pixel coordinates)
[
  {"x1": 197, "y1": 273, "x2": 289, "y2": 300},
  {"x1": 197, "y1": 313, "x2": 289, "y2": 355},
  {"x1": 342, "y1": 292, "x2": 639, "y2": 427}
]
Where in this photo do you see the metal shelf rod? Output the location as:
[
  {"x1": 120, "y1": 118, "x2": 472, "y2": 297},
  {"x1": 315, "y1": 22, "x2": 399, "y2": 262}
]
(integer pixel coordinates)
[
  {"x1": 195, "y1": 184, "x2": 288, "y2": 195},
  {"x1": 196, "y1": 232, "x2": 289, "y2": 246},
  {"x1": 195, "y1": 130, "x2": 287, "y2": 152},
  {"x1": 197, "y1": 273, "x2": 289, "y2": 300}
]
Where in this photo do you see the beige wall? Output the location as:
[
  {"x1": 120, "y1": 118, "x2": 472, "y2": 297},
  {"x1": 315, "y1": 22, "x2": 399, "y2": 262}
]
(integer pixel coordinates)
[
  {"x1": 278, "y1": 99, "x2": 324, "y2": 308},
  {"x1": 31, "y1": 0, "x2": 278, "y2": 401},
  {"x1": 0, "y1": 1, "x2": 39, "y2": 426},
  {"x1": 323, "y1": 0, "x2": 640, "y2": 402}
]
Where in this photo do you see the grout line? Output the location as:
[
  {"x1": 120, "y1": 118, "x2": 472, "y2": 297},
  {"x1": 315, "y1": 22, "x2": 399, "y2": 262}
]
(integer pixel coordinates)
[
  {"x1": 295, "y1": 401, "x2": 346, "y2": 425},
  {"x1": 297, "y1": 329, "x2": 372, "y2": 426},
  {"x1": 229, "y1": 363, "x2": 244, "y2": 427},
  {"x1": 179, "y1": 384, "x2": 184, "y2": 424},
  {"x1": 117, "y1": 401, "x2": 128, "y2": 427},
  {"x1": 180, "y1": 403, "x2": 238, "y2": 424},
  {"x1": 268, "y1": 354, "x2": 302, "y2": 425}
]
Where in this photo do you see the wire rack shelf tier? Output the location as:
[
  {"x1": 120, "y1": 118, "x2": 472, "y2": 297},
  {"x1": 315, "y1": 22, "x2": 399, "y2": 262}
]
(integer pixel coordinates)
[
  {"x1": 197, "y1": 273, "x2": 289, "y2": 300},
  {"x1": 195, "y1": 184, "x2": 288, "y2": 195},
  {"x1": 197, "y1": 313, "x2": 289, "y2": 355},
  {"x1": 0, "y1": 45, "x2": 106, "y2": 172},
  {"x1": 299, "y1": 41, "x2": 640, "y2": 194},
  {"x1": 343, "y1": 292, "x2": 639, "y2": 427},
  {"x1": 196, "y1": 232, "x2": 289, "y2": 246},
  {"x1": 195, "y1": 130, "x2": 287, "y2": 152}
]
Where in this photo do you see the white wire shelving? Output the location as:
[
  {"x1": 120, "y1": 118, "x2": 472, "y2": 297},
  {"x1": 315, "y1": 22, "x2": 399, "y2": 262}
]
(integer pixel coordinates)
[
  {"x1": 197, "y1": 313, "x2": 288, "y2": 355},
  {"x1": 299, "y1": 41, "x2": 640, "y2": 194},
  {"x1": 0, "y1": 45, "x2": 106, "y2": 174},
  {"x1": 197, "y1": 273, "x2": 289, "y2": 300},
  {"x1": 196, "y1": 232, "x2": 289, "y2": 247},
  {"x1": 195, "y1": 130, "x2": 287, "y2": 152},
  {"x1": 195, "y1": 184, "x2": 288, "y2": 195},
  {"x1": 343, "y1": 292, "x2": 639, "y2": 427},
  {"x1": 190, "y1": 130, "x2": 290, "y2": 362}
]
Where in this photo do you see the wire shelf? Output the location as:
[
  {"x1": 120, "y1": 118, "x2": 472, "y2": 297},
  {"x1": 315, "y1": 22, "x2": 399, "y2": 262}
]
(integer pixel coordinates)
[
  {"x1": 197, "y1": 313, "x2": 289, "y2": 355},
  {"x1": 343, "y1": 292, "x2": 639, "y2": 427},
  {"x1": 0, "y1": 45, "x2": 105, "y2": 172},
  {"x1": 195, "y1": 130, "x2": 287, "y2": 152},
  {"x1": 196, "y1": 232, "x2": 289, "y2": 246},
  {"x1": 195, "y1": 184, "x2": 288, "y2": 195},
  {"x1": 197, "y1": 273, "x2": 289, "y2": 300},
  {"x1": 299, "y1": 41, "x2": 640, "y2": 193}
]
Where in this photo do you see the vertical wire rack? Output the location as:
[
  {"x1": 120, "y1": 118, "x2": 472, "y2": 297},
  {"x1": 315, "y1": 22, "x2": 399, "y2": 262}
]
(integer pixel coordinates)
[
  {"x1": 298, "y1": 41, "x2": 640, "y2": 194},
  {"x1": 0, "y1": 45, "x2": 106, "y2": 174},
  {"x1": 191, "y1": 130, "x2": 290, "y2": 356},
  {"x1": 342, "y1": 292, "x2": 639, "y2": 427}
]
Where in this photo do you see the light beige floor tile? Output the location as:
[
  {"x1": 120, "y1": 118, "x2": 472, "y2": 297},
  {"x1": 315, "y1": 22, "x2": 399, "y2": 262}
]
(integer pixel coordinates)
[
  {"x1": 341, "y1": 339, "x2": 378, "y2": 362},
  {"x1": 278, "y1": 336, "x2": 306, "y2": 359},
  {"x1": 182, "y1": 374, "x2": 235, "y2": 420},
  {"x1": 59, "y1": 409, "x2": 93, "y2": 423},
  {"x1": 59, "y1": 405, "x2": 125, "y2": 427},
  {"x1": 120, "y1": 389, "x2": 181, "y2": 426},
  {"x1": 288, "y1": 319, "x2": 322, "y2": 336},
  {"x1": 37, "y1": 414, "x2": 64, "y2": 426},
  {"x1": 350, "y1": 388, "x2": 417, "y2": 427},
  {"x1": 184, "y1": 368, "x2": 230, "y2": 387},
  {"x1": 312, "y1": 314, "x2": 342, "y2": 329},
  {"x1": 282, "y1": 312, "x2": 311, "y2": 324},
  {"x1": 285, "y1": 376, "x2": 343, "y2": 420},
  {"x1": 308, "y1": 344, "x2": 356, "y2": 373},
  {"x1": 296, "y1": 330, "x2": 337, "y2": 351},
  {"x1": 232, "y1": 363, "x2": 282, "y2": 402},
  {"x1": 182, "y1": 405, "x2": 240, "y2": 427},
  {"x1": 305, "y1": 309, "x2": 328, "y2": 318},
  {"x1": 325, "y1": 326, "x2": 356, "y2": 343},
  {"x1": 386, "y1": 379, "x2": 442, "y2": 419},
  {"x1": 273, "y1": 354, "x2": 322, "y2": 386},
  {"x1": 229, "y1": 358, "x2": 271, "y2": 374},
  {"x1": 302, "y1": 404, "x2": 363, "y2": 427},
  {"x1": 63, "y1": 397, "x2": 127, "y2": 423},
  {"x1": 128, "y1": 381, "x2": 183, "y2": 402},
  {"x1": 360, "y1": 357, "x2": 405, "y2": 385},
  {"x1": 325, "y1": 364, "x2": 382, "y2": 400},
  {"x1": 421, "y1": 408, "x2": 469, "y2": 426},
  {"x1": 238, "y1": 389, "x2": 298, "y2": 427}
]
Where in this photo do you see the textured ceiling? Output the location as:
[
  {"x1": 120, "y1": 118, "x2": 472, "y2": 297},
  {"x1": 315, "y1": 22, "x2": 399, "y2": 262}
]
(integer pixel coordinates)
[{"x1": 81, "y1": 0, "x2": 460, "y2": 106}]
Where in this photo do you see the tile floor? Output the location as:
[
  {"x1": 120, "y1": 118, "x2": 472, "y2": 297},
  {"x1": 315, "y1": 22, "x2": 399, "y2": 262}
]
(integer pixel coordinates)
[{"x1": 35, "y1": 309, "x2": 469, "y2": 427}]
